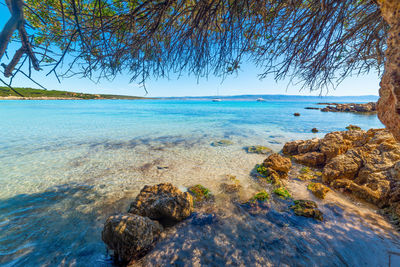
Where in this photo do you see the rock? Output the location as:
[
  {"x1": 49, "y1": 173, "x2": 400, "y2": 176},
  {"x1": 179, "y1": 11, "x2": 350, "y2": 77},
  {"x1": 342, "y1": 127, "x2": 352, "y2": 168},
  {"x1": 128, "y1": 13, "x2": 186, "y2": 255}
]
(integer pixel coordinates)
[
  {"x1": 211, "y1": 139, "x2": 234, "y2": 146},
  {"x1": 304, "y1": 107, "x2": 321, "y2": 110},
  {"x1": 290, "y1": 200, "x2": 323, "y2": 221},
  {"x1": 128, "y1": 183, "x2": 193, "y2": 225},
  {"x1": 220, "y1": 182, "x2": 242, "y2": 193},
  {"x1": 245, "y1": 145, "x2": 272, "y2": 154},
  {"x1": 102, "y1": 214, "x2": 163, "y2": 263},
  {"x1": 282, "y1": 140, "x2": 305, "y2": 155},
  {"x1": 188, "y1": 184, "x2": 212, "y2": 203},
  {"x1": 307, "y1": 182, "x2": 330, "y2": 199},
  {"x1": 249, "y1": 190, "x2": 270, "y2": 203},
  {"x1": 346, "y1": 125, "x2": 361, "y2": 131},
  {"x1": 294, "y1": 113, "x2": 300, "y2": 116},
  {"x1": 293, "y1": 152, "x2": 325, "y2": 168},
  {"x1": 263, "y1": 153, "x2": 292, "y2": 174},
  {"x1": 319, "y1": 102, "x2": 376, "y2": 113},
  {"x1": 311, "y1": 128, "x2": 319, "y2": 133},
  {"x1": 273, "y1": 187, "x2": 291, "y2": 199},
  {"x1": 285, "y1": 128, "x2": 400, "y2": 221},
  {"x1": 256, "y1": 153, "x2": 291, "y2": 185}
]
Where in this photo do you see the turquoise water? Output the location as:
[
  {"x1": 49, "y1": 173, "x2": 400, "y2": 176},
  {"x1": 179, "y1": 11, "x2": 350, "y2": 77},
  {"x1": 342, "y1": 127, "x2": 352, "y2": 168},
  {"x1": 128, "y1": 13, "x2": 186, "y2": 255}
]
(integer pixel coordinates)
[{"x1": 1, "y1": 99, "x2": 397, "y2": 266}]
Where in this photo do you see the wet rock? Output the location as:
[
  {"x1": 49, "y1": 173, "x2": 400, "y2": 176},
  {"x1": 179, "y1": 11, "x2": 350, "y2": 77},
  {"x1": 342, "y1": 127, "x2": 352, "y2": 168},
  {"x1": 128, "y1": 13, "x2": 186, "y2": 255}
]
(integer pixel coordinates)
[
  {"x1": 346, "y1": 125, "x2": 361, "y2": 131},
  {"x1": 311, "y1": 128, "x2": 319, "y2": 133},
  {"x1": 249, "y1": 190, "x2": 270, "y2": 203},
  {"x1": 188, "y1": 184, "x2": 212, "y2": 203},
  {"x1": 245, "y1": 145, "x2": 273, "y2": 155},
  {"x1": 256, "y1": 153, "x2": 292, "y2": 185},
  {"x1": 102, "y1": 214, "x2": 163, "y2": 263},
  {"x1": 273, "y1": 187, "x2": 291, "y2": 199},
  {"x1": 294, "y1": 113, "x2": 300, "y2": 116},
  {"x1": 211, "y1": 139, "x2": 234, "y2": 147},
  {"x1": 319, "y1": 102, "x2": 376, "y2": 113},
  {"x1": 128, "y1": 183, "x2": 193, "y2": 225},
  {"x1": 220, "y1": 182, "x2": 242, "y2": 193},
  {"x1": 290, "y1": 200, "x2": 323, "y2": 221},
  {"x1": 307, "y1": 182, "x2": 330, "y2": 199}
]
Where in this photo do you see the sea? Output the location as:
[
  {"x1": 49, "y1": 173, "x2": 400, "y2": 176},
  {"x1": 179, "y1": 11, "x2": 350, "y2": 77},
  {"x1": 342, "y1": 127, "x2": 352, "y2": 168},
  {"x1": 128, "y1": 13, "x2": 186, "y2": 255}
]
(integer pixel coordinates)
[{"x1": 1, "y1": 97, "x2": 400, "y2": 266}]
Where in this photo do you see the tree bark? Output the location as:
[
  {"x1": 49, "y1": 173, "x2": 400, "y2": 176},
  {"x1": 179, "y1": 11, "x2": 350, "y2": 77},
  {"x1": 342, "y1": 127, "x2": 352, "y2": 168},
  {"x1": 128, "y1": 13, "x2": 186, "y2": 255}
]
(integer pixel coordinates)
[{"x1": 377, "y1": 0, "x2": 400, "y2": 141}]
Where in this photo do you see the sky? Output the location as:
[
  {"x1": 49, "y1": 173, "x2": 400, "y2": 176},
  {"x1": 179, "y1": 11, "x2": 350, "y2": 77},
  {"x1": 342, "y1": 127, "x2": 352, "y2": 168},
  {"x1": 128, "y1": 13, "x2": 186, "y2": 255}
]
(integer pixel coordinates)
[{"x1": 0, "y1": 3, "x2": 381, "y2": 98}]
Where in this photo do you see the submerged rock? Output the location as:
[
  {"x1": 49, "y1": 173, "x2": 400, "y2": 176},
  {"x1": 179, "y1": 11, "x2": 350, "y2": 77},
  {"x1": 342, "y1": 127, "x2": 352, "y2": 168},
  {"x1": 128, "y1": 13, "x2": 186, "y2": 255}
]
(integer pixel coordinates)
[
  {"x1": 290, "y1": 200, "x2": 323, "y2": 221},
  {"x1": 245, "y1": 145, "x2": 273, "y2": 155},
  {"x1": 188, "y1": 184, "x2": 213, "y2": 203},
  {"x1": 273, "y1": 187, "x2": 291, "y2": 199},
  {"x1": 102, "y1": 214, "x2": 163, "y2": 263},
  {"x1": 294, "y1": 113, "x2": 300, "y2": 116},
  {"x1": 211, "y1": 139, "x2": 234, "y2": 147},
  {"x1": 128, "y1": 183, "x2": 193, "y2": 225},
  {"x1": 307, "y1": 182, "x2": 330, "y2": 199},
  {"x1": 249, "y1": 190, "x2": 270, "y2": 203}
]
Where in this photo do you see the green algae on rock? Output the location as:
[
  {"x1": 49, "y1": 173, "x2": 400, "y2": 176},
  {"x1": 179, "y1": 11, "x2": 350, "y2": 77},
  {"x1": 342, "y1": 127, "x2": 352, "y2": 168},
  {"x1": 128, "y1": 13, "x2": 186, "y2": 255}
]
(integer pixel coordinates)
[
  {"x1": 220, "y1": 175, "x2": 242, "y2": 193},
  {"x1": 291, "y1": 200, "x2": 323, "y2": 221},
  {"x1": 255, "y1": 153, "x2": 292, "y2": 185},
  {"x1": 250, "y1": 190, "x2": 270, "y2": 203},
  {"x1": 245, "y1": 145, "x2": 273, "y2": 155},
  {"x1": 188, "y1": 184, "x2": 212, "y2": 203},
  {"x1": 211, "y1": 139, "x2": 234, "y2": 147},
  {"x1": 273, "y1": 187, "x2": 291, "y2": 199},
  {"x1": 307, "y1": 182, "x2": 330, "y2": 199}
]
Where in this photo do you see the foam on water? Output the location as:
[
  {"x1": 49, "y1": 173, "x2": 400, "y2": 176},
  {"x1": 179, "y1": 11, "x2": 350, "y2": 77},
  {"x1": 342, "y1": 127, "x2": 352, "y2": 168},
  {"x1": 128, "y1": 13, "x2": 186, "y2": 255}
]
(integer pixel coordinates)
[{"x1": 0, "y1": 99, "x2": 398, "y2": 266}]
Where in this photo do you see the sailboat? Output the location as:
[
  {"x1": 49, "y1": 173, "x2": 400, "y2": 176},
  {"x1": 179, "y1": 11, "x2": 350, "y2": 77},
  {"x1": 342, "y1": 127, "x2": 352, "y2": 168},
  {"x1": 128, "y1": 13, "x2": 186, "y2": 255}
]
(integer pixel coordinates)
[
  {"x1": 212, "y1": 88, "x2": 222, "y2": 102},
  {"x1": 256, "y1": 97, "x2": 265, "y2": 102}
]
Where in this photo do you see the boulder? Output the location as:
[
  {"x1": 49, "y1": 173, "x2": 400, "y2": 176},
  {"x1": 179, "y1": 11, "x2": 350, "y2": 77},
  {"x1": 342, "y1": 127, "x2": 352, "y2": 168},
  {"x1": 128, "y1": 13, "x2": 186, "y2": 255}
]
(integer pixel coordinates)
[
  {"x1": 293, "y1": 152, "x2": 325, "y2": 167},
  {"x1": 290, "y1": 200, "x2": 323, "y2": 221},
  {"x1": 128, "y1": 183, "x2": 193, "y2": 225},
  {"x1": 102, "y1": 214, "x2": 163, "y2": 263},
  {"x1": 262, "y1": 153, "x2": 292, "y2": 174},
  {"x1": 307, "y1": 182, "x2": 330, "y2": 199}
]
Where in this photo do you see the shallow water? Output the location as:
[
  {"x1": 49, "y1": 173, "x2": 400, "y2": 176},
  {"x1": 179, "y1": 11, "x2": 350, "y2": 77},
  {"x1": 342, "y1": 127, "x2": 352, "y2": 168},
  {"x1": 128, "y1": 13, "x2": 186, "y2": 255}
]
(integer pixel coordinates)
[{"x1": 0, "y1": 99, "x2": 398, "y2": 266}]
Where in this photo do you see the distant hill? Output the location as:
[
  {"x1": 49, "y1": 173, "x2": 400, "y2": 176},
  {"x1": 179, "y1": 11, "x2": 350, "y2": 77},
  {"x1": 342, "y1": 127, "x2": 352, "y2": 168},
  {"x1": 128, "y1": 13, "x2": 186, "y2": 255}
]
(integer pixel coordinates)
[
  {"x1": 163, "y1": 94, "x2": 379, "y2": 102},
  {"x1": 0, "y1": 87, "x2": 148, "y2": 100}
]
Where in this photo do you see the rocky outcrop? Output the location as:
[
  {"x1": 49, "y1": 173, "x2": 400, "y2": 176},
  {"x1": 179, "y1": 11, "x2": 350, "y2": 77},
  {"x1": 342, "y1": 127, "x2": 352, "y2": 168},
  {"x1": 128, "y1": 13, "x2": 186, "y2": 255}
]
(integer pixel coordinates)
[
  {"x1": 102, "y1": 214, "x2": 163, "y2": 263},
  {"x1": 128, "y1": 183, "x2": 193, "y2": 225},
  {"x1": 103, "y1": 183, "x2": 194, "y2": 263},
  {"x1": 256, "y1": 153, "x2": 292, "y2": 184},
  {"x1": 376, "y1": 0, "x2": 400, "y2": 142},
  {"x1": 283, "y1": 129, "x2": 370, "y2": 167},
  {"x1": 283, "y1": 128, "x2": 400, "y2": 221},
  {"x1": 318, "y1": 102, "x2": 376, "y2": 113}
]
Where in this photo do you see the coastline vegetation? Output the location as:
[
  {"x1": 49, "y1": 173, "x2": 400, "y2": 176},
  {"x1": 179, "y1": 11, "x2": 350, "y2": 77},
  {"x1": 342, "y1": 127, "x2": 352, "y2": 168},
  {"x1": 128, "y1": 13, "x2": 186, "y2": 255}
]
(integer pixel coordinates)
[{"x1": 0, "y1": 87, "x2": 149, "y2": 100}]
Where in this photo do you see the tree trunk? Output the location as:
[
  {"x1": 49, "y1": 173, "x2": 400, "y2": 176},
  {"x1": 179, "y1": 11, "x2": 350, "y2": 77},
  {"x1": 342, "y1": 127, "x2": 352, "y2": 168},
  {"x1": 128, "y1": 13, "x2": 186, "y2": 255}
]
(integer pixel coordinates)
[{"x1": 377, "y1": 0, "x2": 400, "y2": 141}]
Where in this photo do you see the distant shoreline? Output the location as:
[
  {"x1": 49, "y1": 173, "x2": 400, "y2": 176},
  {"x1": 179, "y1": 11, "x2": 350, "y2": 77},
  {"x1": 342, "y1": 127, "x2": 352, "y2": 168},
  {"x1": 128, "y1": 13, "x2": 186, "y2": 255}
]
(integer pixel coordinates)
[{"x1": 0, "y1": 96, "x2": 153, "y2": 100}]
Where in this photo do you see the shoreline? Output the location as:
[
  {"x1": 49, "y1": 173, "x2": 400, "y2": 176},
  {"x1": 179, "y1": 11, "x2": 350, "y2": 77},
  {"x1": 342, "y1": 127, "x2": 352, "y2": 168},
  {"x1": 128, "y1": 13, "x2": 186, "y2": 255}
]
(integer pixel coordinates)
[{"x1": 0, "y1": 96, "x2": 155, "y2": 100}]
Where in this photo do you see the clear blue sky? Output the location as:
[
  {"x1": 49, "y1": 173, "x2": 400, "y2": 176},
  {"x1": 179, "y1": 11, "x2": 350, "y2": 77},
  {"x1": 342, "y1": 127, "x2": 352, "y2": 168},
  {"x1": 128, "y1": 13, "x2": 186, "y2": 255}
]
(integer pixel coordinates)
[{"x1": 0, "y1": 4, "x2": 380, "y2": 97}]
